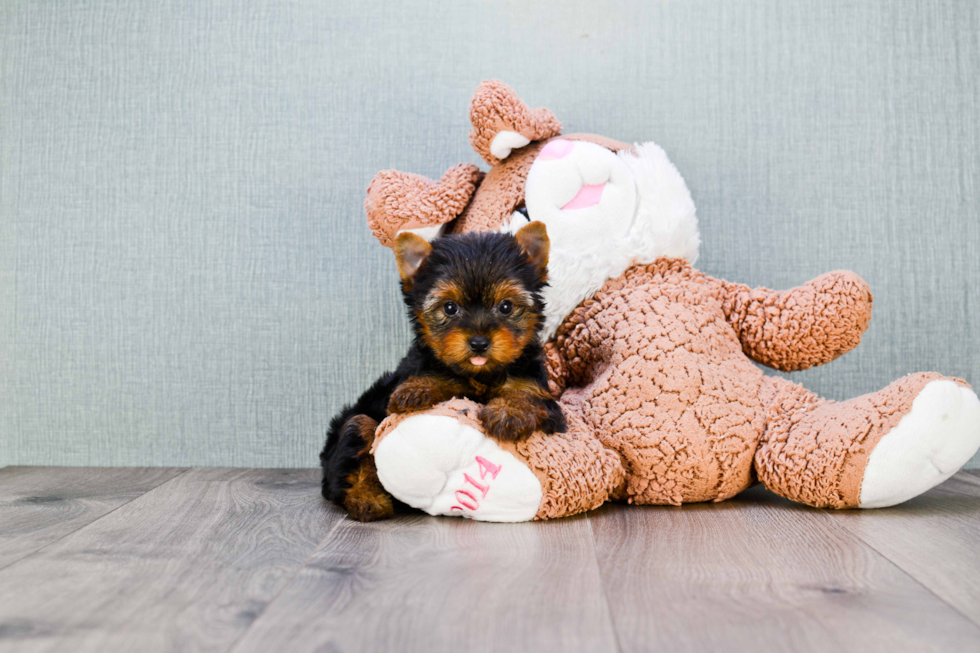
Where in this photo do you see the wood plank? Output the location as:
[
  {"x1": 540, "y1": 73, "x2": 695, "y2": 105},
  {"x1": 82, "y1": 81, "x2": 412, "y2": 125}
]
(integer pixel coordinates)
[
  {"x1": 0, "y1": 466, "x2": 184, "y2": 569},
  {"x1": 230, "y1": 514, "x2": 619, "y2": 653},
  {"x1": 828, "y1": 471, "x2": 980, "y2": 627},
  {"x1": 591, "y1": 487, "x2": 980, "y2": 653},
  {"x1": 0, "y1": 468, "x2": 343, "y2": 653}
]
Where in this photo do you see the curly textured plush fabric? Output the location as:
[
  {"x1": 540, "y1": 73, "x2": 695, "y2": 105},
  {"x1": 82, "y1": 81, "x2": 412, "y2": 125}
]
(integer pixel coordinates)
[
  {"x1": 514, "y1": 407, "x2": 627, "y2": 520},
  {"x1": 365, "y1": 163, "x2": 483, "y2": 247},
  {"x1": 533, "y1": 258, "x2": 974, "y2": 512},
  {"x1": 552, "y1": 259, "x2": 771, "y2": 506},
  {"x1": 720, "y1": 272, "x2": 873, "y2": 372},
  {"x1": 469, "y1": 79, "x2": 562, "y2": 166}
]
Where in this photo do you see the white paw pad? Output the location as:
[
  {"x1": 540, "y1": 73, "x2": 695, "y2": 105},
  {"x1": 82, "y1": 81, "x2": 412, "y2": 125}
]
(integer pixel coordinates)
[
  {"x1": 374, "y1": 415, "x2": 542, "y2": 522},
  {"x1": 860, "y1": 380, "x2": 980, "y2": 508}
]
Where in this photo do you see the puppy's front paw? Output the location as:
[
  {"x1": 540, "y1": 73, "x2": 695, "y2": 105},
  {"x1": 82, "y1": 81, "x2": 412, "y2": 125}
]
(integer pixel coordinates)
[
  {"x1": 388, "y1": 380, "x2": 442, "y2": 414},
  {"x1": 480, "y1": 398, "x2": 542, "y2": 441}
]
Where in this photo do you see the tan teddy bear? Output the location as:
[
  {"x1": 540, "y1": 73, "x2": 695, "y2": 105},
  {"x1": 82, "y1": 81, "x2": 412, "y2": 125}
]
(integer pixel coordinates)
[{"x1": 359, "y1": 80, "x2": 980, "y2": 522}]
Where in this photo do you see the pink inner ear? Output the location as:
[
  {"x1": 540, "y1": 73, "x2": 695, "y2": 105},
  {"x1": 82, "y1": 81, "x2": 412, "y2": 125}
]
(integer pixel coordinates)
[{"x1": 561, "y1": 183, "x2": 605, "y2": 211}]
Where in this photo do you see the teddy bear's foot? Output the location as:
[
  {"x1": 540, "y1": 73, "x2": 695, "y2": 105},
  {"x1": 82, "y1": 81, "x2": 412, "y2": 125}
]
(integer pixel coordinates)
[
  {"x1": 757, "y1": 373, "x2": 980, "y2": 509},
  {"x1": 371, "y1": 401, "x2": 543, "y2": 522},
  {"x1": 859, "y1": 379, "x2": 980, "y2": 508}
]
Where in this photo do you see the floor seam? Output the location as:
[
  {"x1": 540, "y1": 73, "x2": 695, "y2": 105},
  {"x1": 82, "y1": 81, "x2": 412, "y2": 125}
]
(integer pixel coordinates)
[
  {"x1": 0, "y1": 467, "x2": 192, "y2": 575},
  {"x1": 586, "y1": 512, "x2": 625, "y2": 653}
]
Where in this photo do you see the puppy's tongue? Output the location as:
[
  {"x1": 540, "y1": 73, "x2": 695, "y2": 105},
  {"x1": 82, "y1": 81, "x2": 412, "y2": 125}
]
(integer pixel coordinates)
[{"x1": 469, "y1": 357, "x2": 487, "y2": 367}]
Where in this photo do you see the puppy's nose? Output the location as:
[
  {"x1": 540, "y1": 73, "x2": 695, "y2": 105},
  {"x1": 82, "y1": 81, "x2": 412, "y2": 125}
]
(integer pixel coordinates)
[{"x1": 468, "y1": 335, "x2": 490, "y2": 353}]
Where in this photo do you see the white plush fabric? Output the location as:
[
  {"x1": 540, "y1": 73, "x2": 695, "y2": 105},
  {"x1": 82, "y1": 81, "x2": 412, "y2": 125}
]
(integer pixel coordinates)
[
  {"x1": 490, "y1": 130, "x2": 531, "y2": 160},
  {"x1": 860, "y1": 380, "x2": 980, "y2": 508}
]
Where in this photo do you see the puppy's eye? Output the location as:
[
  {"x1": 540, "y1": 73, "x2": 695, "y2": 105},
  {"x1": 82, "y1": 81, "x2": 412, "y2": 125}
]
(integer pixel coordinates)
[
  {"x1": 515, "y1": 205, "x2": 529, "y2": 219},
  {"x1": 497, "y1": 300, "x2": 513, "y2": 316},
  {"x1": 443, "y1": 301, "x2": 459, "y2": 317}
]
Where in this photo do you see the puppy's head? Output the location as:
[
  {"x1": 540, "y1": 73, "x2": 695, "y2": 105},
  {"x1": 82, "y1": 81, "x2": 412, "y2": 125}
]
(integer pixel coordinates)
[{"x1": 394, "y1": 222, "x2": 550, "y2": 374}]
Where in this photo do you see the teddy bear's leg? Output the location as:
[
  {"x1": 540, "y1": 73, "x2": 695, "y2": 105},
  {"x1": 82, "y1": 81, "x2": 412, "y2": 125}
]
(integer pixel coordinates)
[
  {"x1": 370, "y1": 398, "x2": 624, "y2": 522},
  {"x1": 755, "y1": 373, "x2": 980, "y2": 509}
]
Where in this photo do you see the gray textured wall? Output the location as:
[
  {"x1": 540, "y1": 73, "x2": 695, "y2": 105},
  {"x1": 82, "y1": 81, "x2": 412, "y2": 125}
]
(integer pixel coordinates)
[{"x1": 2, "y1": 0, "x2": 978, "y2": 468}]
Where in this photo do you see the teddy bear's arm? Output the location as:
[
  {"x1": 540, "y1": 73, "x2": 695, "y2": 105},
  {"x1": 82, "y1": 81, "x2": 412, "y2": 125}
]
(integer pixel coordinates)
[{"x1": 719, "y1": 271, "x2": 873, "y2": 372}]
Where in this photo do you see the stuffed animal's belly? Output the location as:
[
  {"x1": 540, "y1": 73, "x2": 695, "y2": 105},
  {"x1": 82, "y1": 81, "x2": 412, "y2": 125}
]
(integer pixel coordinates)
[
  {"x1": 556, "y1": 261, "x2": 770, "y2": 505},
  {"x1": 574, "y1": 344, "x2": 767, "y2": 506}
]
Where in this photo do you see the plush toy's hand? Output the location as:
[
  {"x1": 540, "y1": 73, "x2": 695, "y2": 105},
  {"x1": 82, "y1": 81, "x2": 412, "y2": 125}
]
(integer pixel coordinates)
[{"x1": 721, "y1": 270, "x2": 873, "y2": 372}]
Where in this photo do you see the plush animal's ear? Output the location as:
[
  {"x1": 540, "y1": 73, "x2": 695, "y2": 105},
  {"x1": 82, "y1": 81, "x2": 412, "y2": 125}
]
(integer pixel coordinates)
[
  {"x1": 469, "y1": 80, "x2": 562, "y2": 166},
  {"x1": 366, "y1": 163, "x2": 484, "y2": 248},
  {"x1": 394, "y1": 232, "x2": 433, "y2": 289},
  {"x1": 514, "y1": 221, "x2": 550, "y2": 277}
]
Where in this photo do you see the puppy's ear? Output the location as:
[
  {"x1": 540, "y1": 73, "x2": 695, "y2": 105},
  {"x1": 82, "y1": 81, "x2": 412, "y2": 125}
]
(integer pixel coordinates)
[
  {"x1": 394, "y1": 233, "x2": 433, "y2": 290},
  {"x1": 515, "y1": 221, "x2": 550, "y2": 277}
]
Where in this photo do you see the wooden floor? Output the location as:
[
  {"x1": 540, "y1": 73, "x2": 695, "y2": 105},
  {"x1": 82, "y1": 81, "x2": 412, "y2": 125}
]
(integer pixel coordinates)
[{"x1": 0, "y1": 468, "x2": 978, "y2": 653}]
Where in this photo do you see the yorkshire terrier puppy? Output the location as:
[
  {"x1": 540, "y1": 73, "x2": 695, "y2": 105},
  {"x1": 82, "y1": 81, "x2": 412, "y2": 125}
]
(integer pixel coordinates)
[{"x1": 320, "y1": 222, "x2": 565, "y2": 521}]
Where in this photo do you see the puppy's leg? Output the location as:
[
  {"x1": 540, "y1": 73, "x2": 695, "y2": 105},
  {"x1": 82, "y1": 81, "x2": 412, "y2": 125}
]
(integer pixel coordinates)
[
  {"x1": 339, "y1": 415, "x2": 396, "y2": 522},
  {"x1": 321, "y1": 372, "x2": 399, "y2": 505}
]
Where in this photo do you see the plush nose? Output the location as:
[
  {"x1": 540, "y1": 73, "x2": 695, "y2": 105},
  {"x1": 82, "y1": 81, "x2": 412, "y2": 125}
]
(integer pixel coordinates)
[{"x1": 468, "y1": 335, "x2": 491, "y2": 353}]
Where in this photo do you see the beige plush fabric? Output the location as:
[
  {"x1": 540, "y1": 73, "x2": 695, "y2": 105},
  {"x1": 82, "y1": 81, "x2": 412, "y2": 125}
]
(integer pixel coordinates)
[
  {"x1": 720, "y1": 272, "x2": 873, "y2": 372},
  {"x1": 365, "y1": 163, "x2": 483, "y2": 248},
  {"x1": 512, "y1": 406, "x2": 627, "y2": 519},
  {"x1": 534, "y1": 260, "x2": 971, "y2": 515},
  {"x1": 551, "y1": 259, "x2": 770, "y2": 507}
]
